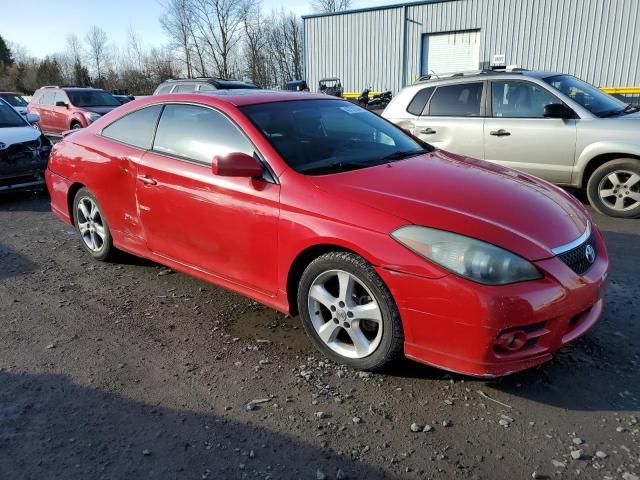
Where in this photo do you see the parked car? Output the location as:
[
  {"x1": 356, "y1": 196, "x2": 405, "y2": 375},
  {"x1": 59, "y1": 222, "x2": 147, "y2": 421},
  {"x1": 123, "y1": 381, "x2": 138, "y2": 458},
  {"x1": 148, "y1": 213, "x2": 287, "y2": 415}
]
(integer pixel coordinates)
[
  {"x1": 28, "y1": 86, "x2": 122, "y2": 136},
  {"x1": 383, "y1": 70, "x2": 640, "y2": 218},
  {"x1": 0, "y1": 92, "x2": 30, "y2": 116},
  {"x1": 283, "y1": 80, "x2": 309, "y2": 92},
  {"x1": 0, "y1": 98, "x2": 51, "y2": 192},
  {"x1": 114, "y1": 94, "x2": 135, "y2": 105},
  {"x1": 319, "y1": 78, "x2": 343, "y2": 97},
  {"x1": 45, "y1": 91, "x2": 608, "y2": 376},
  {"x1": 153, "y1": 78, "x2": 259, "y2": 95}
]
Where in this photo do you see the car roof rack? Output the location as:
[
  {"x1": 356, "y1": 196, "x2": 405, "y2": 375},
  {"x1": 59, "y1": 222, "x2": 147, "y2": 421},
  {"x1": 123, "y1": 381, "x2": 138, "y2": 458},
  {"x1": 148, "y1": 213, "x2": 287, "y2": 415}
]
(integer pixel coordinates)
[{"x1": 417, "y1": 67, "x2": 529, "y2": 82}]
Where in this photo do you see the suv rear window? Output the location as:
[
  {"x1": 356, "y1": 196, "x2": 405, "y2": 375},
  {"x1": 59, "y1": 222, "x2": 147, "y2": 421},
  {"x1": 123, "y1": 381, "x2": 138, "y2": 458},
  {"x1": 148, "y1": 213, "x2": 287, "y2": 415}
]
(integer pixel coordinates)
[
  {"x1": 406, "y1": 87, "x2": 434, "y2": 116},
  {"x1": 428, "y1": 83, "x2": 483, "y2": 117},
  {"x1": 173, "y1": 84, "x2": 197, "y2": 93},
  {"x1": 156, "y1": 84, "x2": 173, "y2": 94}
]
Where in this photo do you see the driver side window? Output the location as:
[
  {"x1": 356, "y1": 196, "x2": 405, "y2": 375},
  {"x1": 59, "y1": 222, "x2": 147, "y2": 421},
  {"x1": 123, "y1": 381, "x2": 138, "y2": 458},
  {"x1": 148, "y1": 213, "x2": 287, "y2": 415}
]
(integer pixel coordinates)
[
  {"x1": 153, "y1": 104, "x2": 254, "y2": 165},
  {"x1": 492, "y1": 81, "x2": 558, "y2": 118}
]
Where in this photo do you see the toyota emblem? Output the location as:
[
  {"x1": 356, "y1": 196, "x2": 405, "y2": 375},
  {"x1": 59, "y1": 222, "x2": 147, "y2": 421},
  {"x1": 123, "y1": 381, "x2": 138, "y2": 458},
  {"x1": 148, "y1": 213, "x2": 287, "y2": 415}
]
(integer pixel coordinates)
[{"x1": 585, "y1": 244, "x2": 596, "y2": 264}]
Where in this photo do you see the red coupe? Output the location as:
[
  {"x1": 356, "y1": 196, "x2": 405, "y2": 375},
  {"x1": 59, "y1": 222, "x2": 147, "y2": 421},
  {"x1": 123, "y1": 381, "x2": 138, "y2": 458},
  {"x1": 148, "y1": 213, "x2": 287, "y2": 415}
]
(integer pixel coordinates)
[{"x1": 45, "y1": 91, "x2": 609, "y2": 376}]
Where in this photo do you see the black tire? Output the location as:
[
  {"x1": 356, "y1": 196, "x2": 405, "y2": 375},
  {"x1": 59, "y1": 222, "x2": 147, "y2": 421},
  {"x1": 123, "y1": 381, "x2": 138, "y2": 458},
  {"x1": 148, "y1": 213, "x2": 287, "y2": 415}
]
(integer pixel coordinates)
[
  {"x1": 72, "y1": 188, "x2": 116, "y2": 261},
  {"x1": 297, "y1": 251, "x2": 404, "y2": 371},
  {"x1": 586, "y1": 158, "x2": 640, "y2": 218}
]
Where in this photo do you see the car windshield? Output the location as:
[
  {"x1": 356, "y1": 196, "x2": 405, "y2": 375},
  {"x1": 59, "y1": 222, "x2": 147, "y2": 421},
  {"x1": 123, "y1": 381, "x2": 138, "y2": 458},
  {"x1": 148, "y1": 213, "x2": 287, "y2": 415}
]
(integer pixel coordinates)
[
  {"x1": 240, "y1": 99, "x2": 432, "y2": 175},
  {"x1": 67, "y1": 90, "x2": 121, "y2": 107},
  {"x1": 543, "y1": 74, "x2": 628, "y2": 117},
  {"x1": 0, "y1": 100, "x2": 27, "y2": 128},
  {"x1": 0, "y1": 94, "x2": 28, "y2": 107}
]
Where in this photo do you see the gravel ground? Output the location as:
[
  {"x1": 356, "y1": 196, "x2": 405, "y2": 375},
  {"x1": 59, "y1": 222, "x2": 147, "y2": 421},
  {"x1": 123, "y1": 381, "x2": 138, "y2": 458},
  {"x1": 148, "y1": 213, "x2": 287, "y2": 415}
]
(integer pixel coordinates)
[{"x1": 0, "y1": 190, "x2": 639, "y2": 480}]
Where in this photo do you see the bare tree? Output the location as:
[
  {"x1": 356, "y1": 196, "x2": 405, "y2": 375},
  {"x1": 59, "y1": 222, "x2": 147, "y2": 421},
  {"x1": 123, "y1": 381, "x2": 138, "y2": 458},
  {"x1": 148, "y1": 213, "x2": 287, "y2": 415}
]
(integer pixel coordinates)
[
  {"x1": 192, "y1": 0, "x2": 257, "y2": 78},
  {"x1": 66, "y1": 34, "x2": 83, "y2": 65},
  {"x1": 85, "y1": 25, "x2": 109, "y2": 84},
  {"x1": 311, "y1": 0, "x2": 352, "y2": 13},
  {"x1": 160, "y1": 0, "x2": 193, "y2": 77}
]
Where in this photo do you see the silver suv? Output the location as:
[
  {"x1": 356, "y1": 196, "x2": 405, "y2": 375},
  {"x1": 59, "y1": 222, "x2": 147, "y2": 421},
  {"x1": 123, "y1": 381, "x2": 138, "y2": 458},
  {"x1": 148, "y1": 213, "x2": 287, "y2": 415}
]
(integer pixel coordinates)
[{"x1": 382, "y1": 71, "x2": 640, "y2": 218}]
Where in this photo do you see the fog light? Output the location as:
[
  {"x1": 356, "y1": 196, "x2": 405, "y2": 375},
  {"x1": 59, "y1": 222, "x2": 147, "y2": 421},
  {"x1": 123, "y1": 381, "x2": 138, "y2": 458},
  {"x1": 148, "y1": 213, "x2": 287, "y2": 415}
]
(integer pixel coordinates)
[{"x1": 496, "y1": 330, "x2": 527, "y2": 352}]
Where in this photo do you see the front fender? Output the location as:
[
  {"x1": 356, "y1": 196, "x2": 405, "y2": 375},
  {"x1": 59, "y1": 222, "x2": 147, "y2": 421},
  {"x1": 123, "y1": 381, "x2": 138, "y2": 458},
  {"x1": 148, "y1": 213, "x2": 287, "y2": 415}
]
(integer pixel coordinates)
[{"x1": 575, "y1": 141, "x2": 640, "y2": 185}]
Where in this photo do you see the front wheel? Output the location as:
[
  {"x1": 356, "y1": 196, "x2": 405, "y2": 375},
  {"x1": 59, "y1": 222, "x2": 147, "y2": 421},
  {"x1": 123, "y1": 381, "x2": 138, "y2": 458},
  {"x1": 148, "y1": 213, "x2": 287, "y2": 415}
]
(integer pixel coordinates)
[
  {"x1": 587, "y1": 159, "x2": 640, "y2": 218},
  {"x1": 297, "y1": 252, "x2": 404, "y2": 371}
]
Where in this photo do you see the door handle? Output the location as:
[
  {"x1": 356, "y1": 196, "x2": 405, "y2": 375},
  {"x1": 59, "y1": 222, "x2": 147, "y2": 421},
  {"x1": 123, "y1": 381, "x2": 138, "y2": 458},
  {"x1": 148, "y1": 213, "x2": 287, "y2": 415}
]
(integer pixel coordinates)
[
  {"x1": 420, "y1": 128, "x2": 437, "y2": 135},
  {"x1": 490, "y1": 129, "x2": 511, "y2": 137},
  {"x1": 137, "y1": 175, "x2": 157, "y2": 186}
]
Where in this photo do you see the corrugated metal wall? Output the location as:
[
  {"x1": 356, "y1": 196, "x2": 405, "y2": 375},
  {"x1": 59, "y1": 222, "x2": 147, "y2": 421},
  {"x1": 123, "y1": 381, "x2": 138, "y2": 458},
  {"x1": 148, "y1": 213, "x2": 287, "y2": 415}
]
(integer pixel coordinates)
[{"x1": 303, "y1": 0, "x2": 640, "y2": 94}]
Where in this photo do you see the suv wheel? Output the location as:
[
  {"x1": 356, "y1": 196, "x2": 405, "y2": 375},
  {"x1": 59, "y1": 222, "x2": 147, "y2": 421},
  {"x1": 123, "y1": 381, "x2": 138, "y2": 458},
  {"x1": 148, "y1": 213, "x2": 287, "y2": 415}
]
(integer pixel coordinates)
[
  {"x1": 72, "y1": 188, "x2": 115, "y2": 261},
  {"x1": 587, "y1": 159, "x2": 640, "y2": 218},
  {"x1": 297, "y1": 252, "x2": 404, "y2": 371}
]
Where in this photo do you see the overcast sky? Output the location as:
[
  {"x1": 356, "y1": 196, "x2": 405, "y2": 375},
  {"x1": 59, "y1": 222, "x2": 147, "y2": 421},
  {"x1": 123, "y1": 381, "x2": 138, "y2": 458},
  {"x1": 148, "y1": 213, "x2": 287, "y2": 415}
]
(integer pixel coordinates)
[{"x1": 1, "y1": 0, "x2": 400, "y2": 58}]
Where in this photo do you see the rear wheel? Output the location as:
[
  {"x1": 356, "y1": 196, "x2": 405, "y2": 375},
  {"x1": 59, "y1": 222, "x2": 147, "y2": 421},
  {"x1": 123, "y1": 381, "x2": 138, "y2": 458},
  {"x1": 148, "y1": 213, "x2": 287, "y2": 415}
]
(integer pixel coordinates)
[
  {"x1": 72, "y1": 188, "x2": 115, "y2": 261},
  {"x1": 71, "y1": 121, "x2": 82, "y2": 130},
  {"x1": 587, "y1": 159, "x2": 640, "y2": 218},
  {"x1": 297, "y1": 252, "x2": 404, "y2": 371}
]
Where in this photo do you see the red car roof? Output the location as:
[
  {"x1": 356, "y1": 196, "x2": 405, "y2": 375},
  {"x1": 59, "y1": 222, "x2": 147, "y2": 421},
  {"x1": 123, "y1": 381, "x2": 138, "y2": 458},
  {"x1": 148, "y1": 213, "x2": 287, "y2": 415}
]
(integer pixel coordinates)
[{"x1": 153, "y1": 90, "x2": 340, "y2": 107}]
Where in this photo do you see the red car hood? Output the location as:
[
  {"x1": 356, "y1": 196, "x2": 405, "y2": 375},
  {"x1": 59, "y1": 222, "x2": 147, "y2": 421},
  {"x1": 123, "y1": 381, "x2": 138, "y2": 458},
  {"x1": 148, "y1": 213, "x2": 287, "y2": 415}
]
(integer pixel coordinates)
[{"x1": 309, "y1": 151, "x2": 589, "y2": 261}]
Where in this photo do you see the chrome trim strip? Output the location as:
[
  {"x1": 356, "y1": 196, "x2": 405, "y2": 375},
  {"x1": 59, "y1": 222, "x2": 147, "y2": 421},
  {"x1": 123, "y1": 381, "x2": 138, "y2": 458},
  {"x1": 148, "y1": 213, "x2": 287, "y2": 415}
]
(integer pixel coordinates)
[{"x1": 551, "y1": 222, "x2": 592, "y2": 255}]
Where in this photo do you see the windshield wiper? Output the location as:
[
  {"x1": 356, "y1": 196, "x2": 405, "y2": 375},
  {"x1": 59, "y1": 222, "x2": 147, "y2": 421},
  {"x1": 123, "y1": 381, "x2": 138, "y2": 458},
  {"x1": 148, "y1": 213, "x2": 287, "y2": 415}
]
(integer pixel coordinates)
[
  {"x1": 380, "y1": 149, "x2": 428, "y2": 161},
  {"x1": 302, "y1": 161, "x2": 370, "y2": 175},
  {"x1": 600, "y1": 105, "x2": 639, "y2": 117}
]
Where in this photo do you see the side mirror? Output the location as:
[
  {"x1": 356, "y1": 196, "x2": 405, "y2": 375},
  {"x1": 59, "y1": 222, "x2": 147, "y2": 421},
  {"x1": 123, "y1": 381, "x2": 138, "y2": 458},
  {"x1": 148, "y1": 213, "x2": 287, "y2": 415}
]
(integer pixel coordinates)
[
  {"x1": 26, "y1": 112, "x2": 40, "y2": 124},
  {"x1": 212, "y1": 152, "x2": 263, "y2": 178},
  {"x1": 55, "y1": 101, "x2": 68, "y2": 108},
  {"x1": 543, "y1": 103, "x2": 573, "y2": 119}
]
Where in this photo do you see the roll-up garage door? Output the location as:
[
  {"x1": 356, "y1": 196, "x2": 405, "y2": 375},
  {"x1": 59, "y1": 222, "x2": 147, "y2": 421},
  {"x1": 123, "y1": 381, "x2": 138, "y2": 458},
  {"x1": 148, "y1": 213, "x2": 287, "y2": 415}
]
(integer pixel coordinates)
[{"x1": 421, "y1": 30, "x2": 481, "y2": 76}]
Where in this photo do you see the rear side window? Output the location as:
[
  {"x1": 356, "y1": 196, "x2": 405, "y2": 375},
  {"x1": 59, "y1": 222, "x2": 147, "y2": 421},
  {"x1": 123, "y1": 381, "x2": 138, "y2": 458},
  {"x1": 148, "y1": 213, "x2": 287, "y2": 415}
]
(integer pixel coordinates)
[
  {"x1": 198, "y1": 83, "x2": 216, "y2": 91},
  {"x1": 153, "y1": 104, "x2": 253, "y2": 164},
  {"x1": 173, "y1": 84, "x2": 196, "y2": 93},
  {"x1": 428, "y1": 83, "x2": 483, "y2": 117},
  {"x1": 406, "y1": 87, "x2": 434, "y2": 116},
  {"x1": 101, "y1": 104, "x2": 163, "y2": 149}
]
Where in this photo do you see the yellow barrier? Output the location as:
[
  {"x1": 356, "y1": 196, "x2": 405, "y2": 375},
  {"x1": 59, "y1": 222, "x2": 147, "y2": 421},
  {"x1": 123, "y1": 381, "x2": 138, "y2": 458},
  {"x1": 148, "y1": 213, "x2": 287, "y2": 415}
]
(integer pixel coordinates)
[
  {"x1": 601, "y1": 87, "x2": 640, "y2": 94},
  {"x1": 342, "y1": 91, "x2": 382, "y2": 99}
]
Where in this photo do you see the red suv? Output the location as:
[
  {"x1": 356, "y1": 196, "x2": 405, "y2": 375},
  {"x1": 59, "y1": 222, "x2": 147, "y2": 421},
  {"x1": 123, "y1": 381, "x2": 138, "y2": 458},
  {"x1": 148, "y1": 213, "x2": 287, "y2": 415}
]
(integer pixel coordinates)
[{"x1": 28, "y1": 87, "x2": 121, "y2": 136}]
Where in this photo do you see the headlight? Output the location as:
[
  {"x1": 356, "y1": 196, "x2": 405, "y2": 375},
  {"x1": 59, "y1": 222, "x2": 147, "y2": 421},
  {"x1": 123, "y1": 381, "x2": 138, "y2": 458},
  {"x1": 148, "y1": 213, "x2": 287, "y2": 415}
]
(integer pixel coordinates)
[
  {"x1": 391, "y1": 226, "x2": 541, "y2": 285},
  {"x1": 85, "y1": 112, "x2": 101, "y2": 123}
]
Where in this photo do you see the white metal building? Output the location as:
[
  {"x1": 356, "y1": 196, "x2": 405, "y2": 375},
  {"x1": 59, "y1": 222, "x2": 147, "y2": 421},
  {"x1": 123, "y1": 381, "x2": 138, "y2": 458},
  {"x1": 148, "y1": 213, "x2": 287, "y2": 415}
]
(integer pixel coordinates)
[{"x1": 302, "y1": 0, "x2": 640, "y2": 94}]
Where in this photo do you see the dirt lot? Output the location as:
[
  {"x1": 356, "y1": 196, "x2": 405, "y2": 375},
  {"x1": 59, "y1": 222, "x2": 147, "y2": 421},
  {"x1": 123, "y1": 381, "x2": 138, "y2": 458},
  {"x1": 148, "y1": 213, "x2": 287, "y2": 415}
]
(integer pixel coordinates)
[{"x1": 0, "y1": 190, "x2": 638, "y2": 480}]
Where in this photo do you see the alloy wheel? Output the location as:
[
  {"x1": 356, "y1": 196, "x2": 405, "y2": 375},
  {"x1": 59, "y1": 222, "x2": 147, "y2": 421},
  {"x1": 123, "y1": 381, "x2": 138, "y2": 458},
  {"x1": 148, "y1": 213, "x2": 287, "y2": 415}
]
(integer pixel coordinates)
[
  {"x1": 597, "y1": 170, "x2": 640, "y2": 212},
  {"x1": 76, "y1": 197, "x2": 106, "y2": 252},
  {"x1": 307, "y1": 269, "x2": 383, "y2": 359}
]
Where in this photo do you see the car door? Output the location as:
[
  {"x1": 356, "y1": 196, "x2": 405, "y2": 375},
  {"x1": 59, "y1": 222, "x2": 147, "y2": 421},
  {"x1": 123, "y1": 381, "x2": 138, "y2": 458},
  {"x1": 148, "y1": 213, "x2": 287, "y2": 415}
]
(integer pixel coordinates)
[
  {"x1": 96, "y1": 104, "x2": 165, "y2": 244},
  {"x1": 412, "y1": 82, "x2": 485, "y2": 158},
  {"x1": 136, "y1": 103, "x2": 281, "y2": 295},
  {"x1": 36, "y1": 91, "x2": 56, "y2": 133},
  {"x1": 484, "y1": 80, "x2": 577, "y2": 184},
  {"x1": 51, "y1": 91, "x2": 70, "y2": 133}
]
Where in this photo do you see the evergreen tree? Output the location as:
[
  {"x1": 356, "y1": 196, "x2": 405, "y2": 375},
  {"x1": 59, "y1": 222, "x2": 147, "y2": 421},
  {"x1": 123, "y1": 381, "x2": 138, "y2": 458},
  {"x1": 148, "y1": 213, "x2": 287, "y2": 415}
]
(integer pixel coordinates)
[{"x1": 0, "y1": 34, "x2": 13, "y2": 65}]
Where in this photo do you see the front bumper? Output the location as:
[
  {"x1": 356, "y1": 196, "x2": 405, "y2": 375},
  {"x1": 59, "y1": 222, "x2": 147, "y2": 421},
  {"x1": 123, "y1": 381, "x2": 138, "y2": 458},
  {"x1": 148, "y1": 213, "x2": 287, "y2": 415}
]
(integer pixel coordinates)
[{"x1": 377, "y1": 227, "x2": 609, "y2": 377}]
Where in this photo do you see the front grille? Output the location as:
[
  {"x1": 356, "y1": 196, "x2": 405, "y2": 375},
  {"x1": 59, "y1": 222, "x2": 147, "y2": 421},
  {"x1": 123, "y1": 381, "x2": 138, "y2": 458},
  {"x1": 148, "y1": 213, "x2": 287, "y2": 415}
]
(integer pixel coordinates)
[{"x1": 557, "y1": 233, "x2": 597, "y2": 275}]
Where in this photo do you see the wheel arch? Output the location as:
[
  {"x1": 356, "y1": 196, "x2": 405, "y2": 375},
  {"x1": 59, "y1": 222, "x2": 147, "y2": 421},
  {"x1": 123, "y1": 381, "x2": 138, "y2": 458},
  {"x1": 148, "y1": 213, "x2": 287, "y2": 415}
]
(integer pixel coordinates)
[
  {"x1": 578, "y1": 149, "x2": 640, "y2": 188},
  {"x1": 67, "y1": 182, "x2": 86, "y2": 225},
  {"x1": 286, "y1": 244, "x2": 362, "y2": 315}
]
